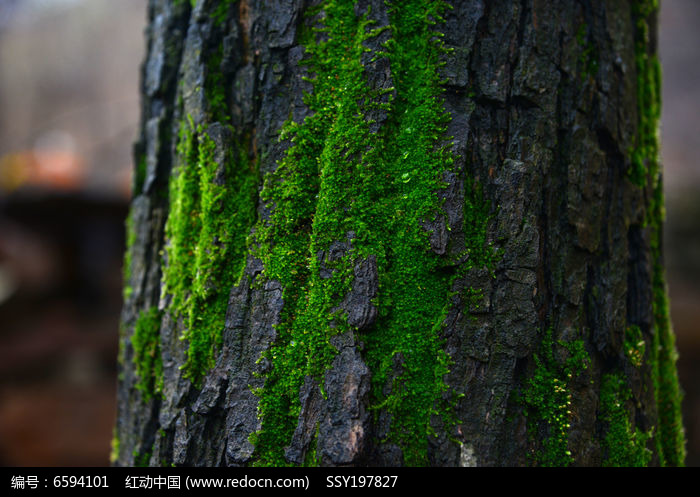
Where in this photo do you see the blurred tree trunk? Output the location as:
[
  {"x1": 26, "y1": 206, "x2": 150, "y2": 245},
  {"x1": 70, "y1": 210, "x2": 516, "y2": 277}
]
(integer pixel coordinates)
[{"x1": 114, "y1": 0, "x2": 684, "y2": 467}]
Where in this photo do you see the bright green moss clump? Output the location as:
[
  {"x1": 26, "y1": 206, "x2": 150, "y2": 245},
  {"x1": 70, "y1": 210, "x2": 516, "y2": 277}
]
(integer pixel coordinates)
[
  {"x1": 600, "y1": 373, "x2": 652, "y2": 467},
  {"x1": 161, "y1": 119, "x2": 257, "y2": 384},
  {"x1": 250, "y1": 0, "x2": 494, "y2": 466},
  {"x1": 110, "y1": 428, "x2": 120, "y2": 464},
  {"x1": 523, "y1": 329, "x2": 589, "y2": 466},
  {"x1": 132, "y1": 307, "x2": 164, "y2": 398}
]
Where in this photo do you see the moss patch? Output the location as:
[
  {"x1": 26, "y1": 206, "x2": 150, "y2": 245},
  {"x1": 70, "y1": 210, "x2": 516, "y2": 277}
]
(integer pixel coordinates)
[
  {"x1": 523, "y1": 329, "x2": 590, "y2": 466},
  {"x1": 628, "y1": 0, "x2": 661, "y2": 187},
  {"x1": 249, "y1": 0, "x2": 494, "y2": 466},
  {"x1": 249, "y1": 1, "x2": 380, "y2": 465},
  {"x1": 599, "y1": 373, "x2": 652, "y2": 467},
  {"x1": 575, "y1": 23, "x2": 599, "y2": 81},
  {"x1": 133, "y1": 447, "x2": 153, "y2": 467},
  {"x1": 630, "y1": 0, "x2": 685, "y2": 466},
  {"x1": 110, "y1": 427, "x2": 120, "y2": 464},
  {"x1": 132, "y1": 307, "x2": 164, "y2": 398},
  {"x1": 122, "y1": 209, "x2": 136, "y2": 302},
  {"x1": 649, "y1": 265, "x2": 685, "y2": 466},
  {"x1": 161, "y1": 119, "x2": 258, "y2": 383},
  {"x1": 624, "y1": 325, "x2": 645, "y2": 368}
]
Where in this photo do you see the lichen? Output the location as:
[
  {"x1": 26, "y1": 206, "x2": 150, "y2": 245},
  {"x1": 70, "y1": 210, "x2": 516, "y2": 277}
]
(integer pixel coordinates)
[
  {"x1": 599, "y1": 373, "x2": 652, "y2": 467},
  {"x1": 523, "y1": 329, "x2": 590, "y2": 466}
]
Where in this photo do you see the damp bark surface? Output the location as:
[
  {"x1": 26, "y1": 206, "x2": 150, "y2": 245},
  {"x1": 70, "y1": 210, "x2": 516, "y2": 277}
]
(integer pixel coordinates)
[{"x1": 115, "y1": 0, "x2": 684, "y2": 467}]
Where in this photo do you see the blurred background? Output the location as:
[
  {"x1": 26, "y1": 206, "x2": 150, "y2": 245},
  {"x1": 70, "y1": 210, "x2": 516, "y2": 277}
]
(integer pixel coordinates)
[
  {"x1": 0, "y1": 0, "x2": 697, "y2": 466},
  {"x1": 0, "y1": 0, "x2": 143, "y2": 466}
]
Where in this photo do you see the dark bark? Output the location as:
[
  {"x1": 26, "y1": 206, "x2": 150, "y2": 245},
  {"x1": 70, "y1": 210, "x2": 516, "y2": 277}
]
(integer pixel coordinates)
[{"x1": 114, "y1": 0, "x2": 684, "y2": 466}]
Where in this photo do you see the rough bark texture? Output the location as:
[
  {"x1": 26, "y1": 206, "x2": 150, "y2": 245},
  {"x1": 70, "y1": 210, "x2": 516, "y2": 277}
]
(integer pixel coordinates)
[{"x1": 115, "y1": 0, "x2": 685, "y2": 466}]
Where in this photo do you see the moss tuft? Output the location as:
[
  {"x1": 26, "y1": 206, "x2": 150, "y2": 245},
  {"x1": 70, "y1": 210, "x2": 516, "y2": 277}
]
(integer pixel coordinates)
[
  {"x1": 575, "y1": 23, "x2": 599, "y2": 81},
  {"x1": 122, "y1": 209, "x2": 136, "y2": 302},
  {"x1": 212, "y1": 0, "x2": 235, "y2": 27},
  {"x1": 110, "y1": 427, "x2": 120, "y2": 464},
  {"x1": 205, "y1": 45, "x2": 228, "y2": 122},
  {"x1": 133, "y1": 447, "x2": 153, "y2": 467},
  {"x1": 523, "y1": 329, "x2": 590, "y2": 466},
  {"x1": 599, "y1": 373, "x2": 652, "y2": 467},
  {"x1": 161, "y1": 119, "x2": 258, "y2": 383},
  {"x1": 624, "y1": 325, "x2": 645, "y2": 368},
  {"x1": 649, "y1": 270, "x2": 685, "y2": 466},
  {"x1": 132, "y1": 307, "x2": 164, "y2": 398},
  {"x1": 628, "y1": 0, "x2": 660, "y2": 187}
]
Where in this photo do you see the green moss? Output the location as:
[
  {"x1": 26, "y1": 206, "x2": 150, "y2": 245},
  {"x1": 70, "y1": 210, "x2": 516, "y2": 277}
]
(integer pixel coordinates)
[
  {"x1": 161, "y1": 119, "x2": 258, "y2": 383},
  {"x1": 205, "y1": 45, "x2": 228, "y2": 122},
  {"x1": 523, "y1": 329, "x2": 590, "y2": 466},
  {"x1": 249, "y1": 1, "x2": 377, "y2": 465},
  {"x1": 132, "y1": 307, "x2": 164, "y2": 398},
  {"x1": 110, "y1": 427, "x2": 120, "y2": 464},
  {"x1": 629, "y1": 0, "x2": 685, "y2": 466},
  {"x1": 212, "y1": 0, "x2": 235, "y2": 27},
  {"x1": 248, "y1": 0, "x2": 494, "y2": 466},
  {"x1": 134, "y1": 154, "x2": 147, "y2": 196},
  {"x1": 173, "y1": 0, "x2": 195, "y2": 9},
  {"x1": 160, "y1": 27, "x2": 258, "y2": 385},
  {"x1": 628, "y1": 0, "x2": 661, "y2": 187},
  {"x1": 303, "y1": 424, "x2": 320, "y2": 467},
  {"x1": 624, "y1": 325, "x2": 645, "y2": 368},
  {"x1": 599, "y1": 373, "x2": 652, "y2": 466},
  {"x1": 122, "y1": 209, "x2": 136, "y2": 302},
  {"x1": 576, "y1": 23, "x2": 599, "y2": 80},
  {"x1": 649, "y1": 264, "x2": 685, "y2": 466},
  {"x1": 133, "y1": 447, "x2": 153, "y2": 467},
  {"x1": 361, "y1": 1, "x2": 495, "y2": 465}
]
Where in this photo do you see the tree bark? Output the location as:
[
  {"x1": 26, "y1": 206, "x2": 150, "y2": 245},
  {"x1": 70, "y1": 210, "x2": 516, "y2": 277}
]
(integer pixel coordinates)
[{"x1": 114, "y1": 0, "x2": 685, "y2": 467}]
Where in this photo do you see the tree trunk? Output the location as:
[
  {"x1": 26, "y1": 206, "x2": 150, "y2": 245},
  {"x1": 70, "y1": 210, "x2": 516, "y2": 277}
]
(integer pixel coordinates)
[{"x1": 114, "y1": 0, "x2": 685, "y2": 467}]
